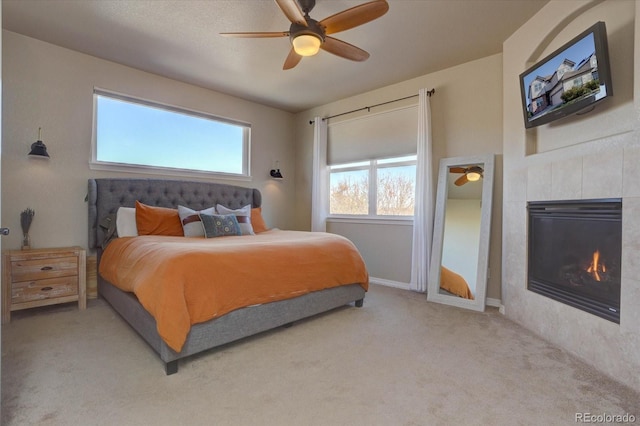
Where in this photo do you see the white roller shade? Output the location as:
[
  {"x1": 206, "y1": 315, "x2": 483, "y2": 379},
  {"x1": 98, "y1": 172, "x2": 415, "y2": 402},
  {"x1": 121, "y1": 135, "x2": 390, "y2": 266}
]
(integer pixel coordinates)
[{"x1": 327, "y1": 105, "x2": 418, "y2": 165}]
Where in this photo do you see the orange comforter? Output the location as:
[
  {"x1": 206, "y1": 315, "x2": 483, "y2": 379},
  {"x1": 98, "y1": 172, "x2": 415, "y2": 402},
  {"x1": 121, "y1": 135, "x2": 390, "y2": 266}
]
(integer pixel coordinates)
[
  {"x1": 99, "y1": 230, "x2": 369, "y2": 352},
  {"x1": 440, "y1": 266, "x2": 474, "y2": 300}
]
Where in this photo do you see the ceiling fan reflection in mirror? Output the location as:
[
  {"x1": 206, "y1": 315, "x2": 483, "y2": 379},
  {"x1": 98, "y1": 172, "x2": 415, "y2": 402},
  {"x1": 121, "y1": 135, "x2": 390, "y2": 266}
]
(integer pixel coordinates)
[
  {"x1": 220, "y1": 0, "x2": 389, "y2": 70},
  {"x1": 450, "y1": 165, "x2": 484, "y2": 186}
]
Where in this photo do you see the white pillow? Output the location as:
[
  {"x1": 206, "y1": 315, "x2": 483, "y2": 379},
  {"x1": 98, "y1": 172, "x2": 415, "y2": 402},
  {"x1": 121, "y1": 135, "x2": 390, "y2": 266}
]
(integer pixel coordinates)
[
  {"x1": 178, "y1": 205, "x2": 216, "y2": 237},
  {"x1": 116, "y1": 207, "x2": 138, "y2": 237},
  {"x1": 216, "y1": 204, "x2": 254, "y2": 235}
]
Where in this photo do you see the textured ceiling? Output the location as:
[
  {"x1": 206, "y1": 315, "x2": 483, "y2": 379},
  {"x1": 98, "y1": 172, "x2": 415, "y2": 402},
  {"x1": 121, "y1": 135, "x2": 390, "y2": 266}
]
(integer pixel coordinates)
[{"x1": 2, "y1": 0, "x2": 549, "y2": 112}]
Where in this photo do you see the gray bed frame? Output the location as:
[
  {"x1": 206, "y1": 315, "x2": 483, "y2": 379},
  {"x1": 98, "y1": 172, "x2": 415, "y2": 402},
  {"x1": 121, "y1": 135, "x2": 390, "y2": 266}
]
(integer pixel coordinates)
[{"x1": 87, "y1": 178, "x2": 365, "y2": 374}]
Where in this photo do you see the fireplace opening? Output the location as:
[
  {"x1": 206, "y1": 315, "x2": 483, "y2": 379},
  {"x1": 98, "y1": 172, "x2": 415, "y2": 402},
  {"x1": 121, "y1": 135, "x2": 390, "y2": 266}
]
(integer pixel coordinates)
[{"x1": 527, "y1": 199, "x2": 622, "y2": 323}]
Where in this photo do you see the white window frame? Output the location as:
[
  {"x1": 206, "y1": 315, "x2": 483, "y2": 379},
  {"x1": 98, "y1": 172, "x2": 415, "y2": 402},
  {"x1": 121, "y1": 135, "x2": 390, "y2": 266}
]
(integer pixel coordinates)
[
  {"x1": 90, "y1": 88, "x2": 251, "y2": 180},
  {"x1": 328, "y1": 155, "x2": 417, "y2": 224}
]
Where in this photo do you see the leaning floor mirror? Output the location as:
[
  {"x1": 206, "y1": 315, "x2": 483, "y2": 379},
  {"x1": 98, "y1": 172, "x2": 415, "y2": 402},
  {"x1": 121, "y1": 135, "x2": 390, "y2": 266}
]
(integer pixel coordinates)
[{"x1": 427, "y1": 154, "x2": 494, "y2": 312}]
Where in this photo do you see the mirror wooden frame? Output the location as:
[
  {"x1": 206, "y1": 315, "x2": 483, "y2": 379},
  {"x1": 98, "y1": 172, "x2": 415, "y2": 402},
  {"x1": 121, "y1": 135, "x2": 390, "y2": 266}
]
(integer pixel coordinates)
[{"x1": 427, "y1": 154, "x2": 494, "y2": 312}]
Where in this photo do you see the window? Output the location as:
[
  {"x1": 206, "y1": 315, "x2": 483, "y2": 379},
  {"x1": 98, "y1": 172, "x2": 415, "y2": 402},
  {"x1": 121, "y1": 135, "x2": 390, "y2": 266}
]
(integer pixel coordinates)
[
  {"x1": 376, "y1": 157, "x2": 417, "y2": 216},
  {"x1": 330, "y1": 161, "x2": 370, "y2": 215},
  {"x1": 329, "y1": 155, "x2": 416, "y2": 217},
  {"x1": 92, "y1": 90, "x2": 250, "y2": 178}
]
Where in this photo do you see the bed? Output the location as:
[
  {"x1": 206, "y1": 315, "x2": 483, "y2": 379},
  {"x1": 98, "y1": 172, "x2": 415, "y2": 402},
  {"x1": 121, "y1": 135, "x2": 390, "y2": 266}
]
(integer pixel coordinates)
[{"x1": 88, "y1": 178, "x2": 368, "y2": 374}]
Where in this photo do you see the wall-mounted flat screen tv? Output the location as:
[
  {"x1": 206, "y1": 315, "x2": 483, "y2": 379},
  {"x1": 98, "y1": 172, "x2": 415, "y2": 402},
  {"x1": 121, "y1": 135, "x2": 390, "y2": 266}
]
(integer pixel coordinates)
[{"x1": 519, "y1": 21, "x2": 613, "y2": 129}]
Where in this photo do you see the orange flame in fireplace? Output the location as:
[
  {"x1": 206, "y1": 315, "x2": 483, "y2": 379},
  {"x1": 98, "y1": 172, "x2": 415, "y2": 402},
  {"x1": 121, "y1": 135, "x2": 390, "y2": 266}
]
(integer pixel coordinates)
[{"x1": 586, "y1": 250, "x2": 606, "y2": 281}]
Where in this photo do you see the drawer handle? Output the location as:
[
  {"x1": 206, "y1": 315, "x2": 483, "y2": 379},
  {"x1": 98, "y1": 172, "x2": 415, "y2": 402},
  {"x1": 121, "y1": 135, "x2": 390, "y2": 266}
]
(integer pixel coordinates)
[
  {"x1": 41, "y1": 286, "x2": 53, "y2": 291},
  {"x1": 40, "y1": 266, "x2": 53, "y2": 271}
]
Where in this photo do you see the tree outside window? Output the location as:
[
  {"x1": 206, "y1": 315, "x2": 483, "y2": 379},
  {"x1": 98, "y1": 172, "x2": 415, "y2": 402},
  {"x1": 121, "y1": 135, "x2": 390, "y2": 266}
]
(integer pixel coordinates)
[{"x1": 329, "y1": 155, "x2": 416, "y2": 217}]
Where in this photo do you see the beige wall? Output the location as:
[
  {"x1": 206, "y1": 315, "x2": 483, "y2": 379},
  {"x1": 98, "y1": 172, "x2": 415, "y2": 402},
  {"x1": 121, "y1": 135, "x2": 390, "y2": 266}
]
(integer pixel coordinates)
[
  {"x1": 503, "y1": 0, "x2": 640, "y2": 392},
  {"x1": 2, "y1": 31, "x2": 295, "y2": 252},
  {"x1": 294, "y1": 54, "x2": 504, "y2": 298}
]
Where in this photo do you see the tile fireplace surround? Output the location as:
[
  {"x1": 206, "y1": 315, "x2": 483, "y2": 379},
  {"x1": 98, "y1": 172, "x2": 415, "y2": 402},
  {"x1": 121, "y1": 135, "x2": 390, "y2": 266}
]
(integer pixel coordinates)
[
  {"x1": 502, "y1": 0, "x2": 640, "y2": 393},
  {"x1": 503, "y1": 142, "x2": 640, "y2": 389},
  {"x1": 503, "y1": 141, "x2": 640, "y2": 393}
]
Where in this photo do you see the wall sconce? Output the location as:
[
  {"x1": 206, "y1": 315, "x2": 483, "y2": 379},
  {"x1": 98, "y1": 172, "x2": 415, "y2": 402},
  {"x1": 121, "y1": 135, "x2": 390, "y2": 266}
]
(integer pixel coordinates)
[
  {"x1": 28, "y1": 128, "x2": 50, "y2": 159},
  {"x1": 270, "y1": 161, "x2": 283, "y2": 179}
]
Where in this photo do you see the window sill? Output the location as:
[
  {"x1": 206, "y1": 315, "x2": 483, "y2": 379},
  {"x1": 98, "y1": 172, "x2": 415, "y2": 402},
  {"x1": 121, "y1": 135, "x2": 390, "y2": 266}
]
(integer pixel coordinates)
[
  {"x1": 327, "y1": 216, "x2": 413, "y2": 226},
  {"x1": 89, "y1": 161, "x2": 252, "y2": 182}
]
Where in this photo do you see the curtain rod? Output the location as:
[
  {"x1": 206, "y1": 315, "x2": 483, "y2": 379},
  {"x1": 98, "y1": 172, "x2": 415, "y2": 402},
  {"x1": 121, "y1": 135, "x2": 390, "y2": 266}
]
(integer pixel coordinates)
[{"x1": 308, "y1": 88, "x2": 434, "y2": 125}]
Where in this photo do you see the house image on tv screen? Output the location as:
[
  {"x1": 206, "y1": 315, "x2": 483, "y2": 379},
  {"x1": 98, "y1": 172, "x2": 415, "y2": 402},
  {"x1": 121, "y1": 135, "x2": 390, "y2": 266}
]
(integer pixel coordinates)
[{"x1": 527, "y1": 51, "x2": 599, "y2": 119}]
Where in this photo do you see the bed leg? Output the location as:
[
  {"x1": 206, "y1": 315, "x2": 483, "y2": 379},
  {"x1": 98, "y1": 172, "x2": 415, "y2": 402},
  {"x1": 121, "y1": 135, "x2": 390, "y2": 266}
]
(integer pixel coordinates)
[
  {"x1": 165, "y1": 360, "x2": 178, "y2": 375},
  {"x1": 355, "y1": 299, "x2": 364, "y2": 308}
]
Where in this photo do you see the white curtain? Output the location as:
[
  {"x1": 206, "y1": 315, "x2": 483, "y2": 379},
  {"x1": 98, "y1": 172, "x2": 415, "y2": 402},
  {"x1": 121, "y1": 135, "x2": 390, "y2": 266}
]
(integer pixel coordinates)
[
  {"x1": 311, "y1": 116, "x2": 328, "y2": 232},
  {"x1": 409, "y1": 89, "x2": 434, "y2": 292}
]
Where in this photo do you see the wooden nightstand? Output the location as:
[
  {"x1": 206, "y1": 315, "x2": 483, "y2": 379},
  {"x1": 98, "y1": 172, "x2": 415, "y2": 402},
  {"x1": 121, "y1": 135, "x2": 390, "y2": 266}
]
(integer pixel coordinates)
[{"x1": 2, "y1": 246, "x2": 86, "y2": 324}]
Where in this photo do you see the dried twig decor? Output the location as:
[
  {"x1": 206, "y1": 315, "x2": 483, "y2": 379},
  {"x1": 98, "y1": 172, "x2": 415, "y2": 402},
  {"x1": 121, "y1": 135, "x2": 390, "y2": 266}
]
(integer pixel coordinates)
[
  {"x1": 20, "y1": 208, "x2": 35, "y2": 234},
  {"x1": 20, "y1": 208, "x2": 35, "y2": 249}
]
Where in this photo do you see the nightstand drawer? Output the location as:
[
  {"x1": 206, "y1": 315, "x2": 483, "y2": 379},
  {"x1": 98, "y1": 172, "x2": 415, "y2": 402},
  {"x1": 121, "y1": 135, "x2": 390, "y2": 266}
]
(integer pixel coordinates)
[
  {"x1": 11, "y1": 276, "x2": 79, "y2": 304},
  {"x1": 11, "y1": 256, "x2": 78, "y2": 282},
  {"x1": 2, "y1": 246, "x2": 86, "y2": 323}
]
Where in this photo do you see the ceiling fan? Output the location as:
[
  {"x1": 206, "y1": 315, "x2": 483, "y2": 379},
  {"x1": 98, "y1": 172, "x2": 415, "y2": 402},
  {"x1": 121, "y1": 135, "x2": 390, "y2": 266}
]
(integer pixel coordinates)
[
  {"x1": 450, "y1": 166, "x2": 484, "y2": 186},
  {"x1": 220, "y1": 0, "x2": 389, "y2": 70}
]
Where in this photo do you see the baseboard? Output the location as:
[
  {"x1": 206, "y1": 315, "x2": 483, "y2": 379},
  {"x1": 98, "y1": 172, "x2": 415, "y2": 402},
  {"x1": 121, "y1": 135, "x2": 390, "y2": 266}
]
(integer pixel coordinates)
[
  {"x1": 370, "y1": 278, "x2": 503, "y2": 311},
  {"x1": 369, "y1": 277, "x2": 410, "y2": 290},
  {"x1": 486, "y1": 297, "x2": 501, "y2": 308}
]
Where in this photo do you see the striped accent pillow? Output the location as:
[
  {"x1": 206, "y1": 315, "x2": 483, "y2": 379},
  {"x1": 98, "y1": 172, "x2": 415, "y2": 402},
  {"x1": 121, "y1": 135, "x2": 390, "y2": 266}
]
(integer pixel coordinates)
[
  {"x1": 178, "y1": 205, "x2": 216, "y2": 237},
  {"x1": 216, "y1": 204, "x2": 255, "y2": 235}
]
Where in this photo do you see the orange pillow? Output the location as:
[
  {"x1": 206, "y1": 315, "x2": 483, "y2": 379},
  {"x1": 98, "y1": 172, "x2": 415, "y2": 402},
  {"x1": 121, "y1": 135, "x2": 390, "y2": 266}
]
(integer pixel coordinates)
[
  {"x1": 251, "y1": 207, "x2": 269, "y2": 233},
  {"x1": 135, "y1": 201, "x2": 184, "y2": 236}
]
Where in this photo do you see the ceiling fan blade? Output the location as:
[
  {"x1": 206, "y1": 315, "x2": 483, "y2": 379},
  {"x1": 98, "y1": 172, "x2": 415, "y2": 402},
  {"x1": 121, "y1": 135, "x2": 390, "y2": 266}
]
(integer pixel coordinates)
[
  {"x1": 220, "y1": 31, "x2": 289, "y2": 38},
  {"x1": 454, "y1": 175, "x2": 469, "y2": 186},
  {"x1": 321, "y1": 36, "x2": 369, "y2": 62},
  {"x1": 275, "y1": 0, "x2": 307, "y2": 26},
  {"x1": 320, "y1": 0, "x2": 389, "y2": 35},
  {"x1": 449, "y1": 167, "x2": 467, "y2": 173},
  {"x1": 283, "y1": 48, "x2": 303, "y2": 70}
]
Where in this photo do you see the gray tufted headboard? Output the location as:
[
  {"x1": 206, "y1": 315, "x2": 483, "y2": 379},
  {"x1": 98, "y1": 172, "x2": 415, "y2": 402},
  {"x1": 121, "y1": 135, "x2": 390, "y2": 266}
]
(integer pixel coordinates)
[{"x1": 88, "y1": 178, "x2": 262, "y2": 249}]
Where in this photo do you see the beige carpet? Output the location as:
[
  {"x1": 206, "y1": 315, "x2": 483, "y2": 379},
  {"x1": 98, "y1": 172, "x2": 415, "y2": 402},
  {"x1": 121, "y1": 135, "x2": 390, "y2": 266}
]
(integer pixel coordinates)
[{"x1": 2, "y1": 284, "x2": 639, "y2": 426}]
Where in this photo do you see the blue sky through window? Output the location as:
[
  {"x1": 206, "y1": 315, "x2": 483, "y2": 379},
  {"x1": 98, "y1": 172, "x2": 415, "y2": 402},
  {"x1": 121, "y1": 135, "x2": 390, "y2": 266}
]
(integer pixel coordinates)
[{"x1": 96, "y1": 95, "x2": 246, "y2": 174}]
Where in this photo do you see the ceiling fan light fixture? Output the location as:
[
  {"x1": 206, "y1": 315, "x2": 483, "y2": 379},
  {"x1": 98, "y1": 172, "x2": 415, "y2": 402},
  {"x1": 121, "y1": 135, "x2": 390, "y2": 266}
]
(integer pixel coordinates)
[
  {"x1": 222, "y1": 0, "x2": 388, "y2": 69},
  {"x1": 466, "y1": 171, "x2": 482, "y2": 182},
  {"x1": 292, "y1": 33, "x2": 322, "y2": 56}
]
